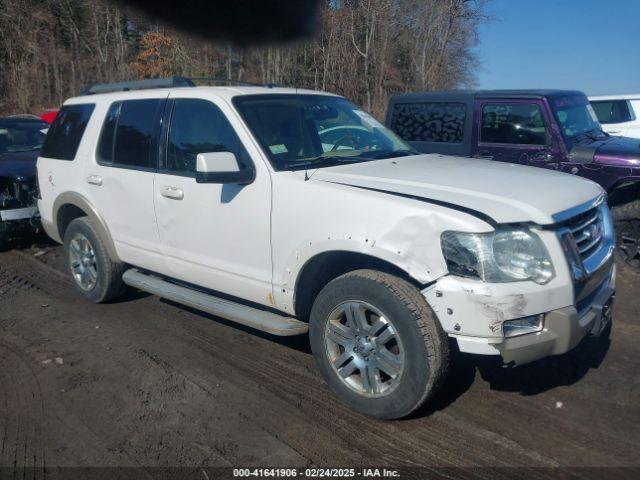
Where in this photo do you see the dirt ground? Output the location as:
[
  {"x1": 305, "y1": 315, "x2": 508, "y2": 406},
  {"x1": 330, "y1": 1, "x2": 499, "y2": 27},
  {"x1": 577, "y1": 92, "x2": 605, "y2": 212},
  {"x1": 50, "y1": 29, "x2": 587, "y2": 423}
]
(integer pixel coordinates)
[{"x1": 1, "y1": 239, "x2": 639, "y2": 479}]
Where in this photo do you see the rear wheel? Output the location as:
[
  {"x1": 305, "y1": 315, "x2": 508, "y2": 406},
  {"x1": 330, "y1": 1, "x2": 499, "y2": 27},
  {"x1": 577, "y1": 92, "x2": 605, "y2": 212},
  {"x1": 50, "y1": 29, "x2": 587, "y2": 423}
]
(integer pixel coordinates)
[
  {"x1": 309, "y1": 269, "x2": 449, "y2": 419},
  {"x1": 63, "y1": 217, "x2": 126, "y2": 303},
  {"x1": 612, "y1": 200, "x2": 640, "y2": 273}
]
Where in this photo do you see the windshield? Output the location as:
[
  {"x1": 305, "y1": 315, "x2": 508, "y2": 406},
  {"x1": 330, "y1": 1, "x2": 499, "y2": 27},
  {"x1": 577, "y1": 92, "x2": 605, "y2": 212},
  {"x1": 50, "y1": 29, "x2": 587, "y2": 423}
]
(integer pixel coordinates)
[
  {"x1": 234, "y1": 94, "x2": 414, "y2": 170},
  {"x1": 551, "y1": 94, "x2": 604, "y2": 140},
  {"x1": 0, "y1": 120, "x2": 48, "y2": 154}
]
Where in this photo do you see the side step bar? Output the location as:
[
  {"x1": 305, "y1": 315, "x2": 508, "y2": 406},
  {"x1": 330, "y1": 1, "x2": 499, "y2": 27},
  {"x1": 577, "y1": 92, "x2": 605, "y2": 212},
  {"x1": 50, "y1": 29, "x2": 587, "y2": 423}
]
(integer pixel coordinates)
[{"x1": 122, "y1": 269, "x2": 308, "y2": 336}]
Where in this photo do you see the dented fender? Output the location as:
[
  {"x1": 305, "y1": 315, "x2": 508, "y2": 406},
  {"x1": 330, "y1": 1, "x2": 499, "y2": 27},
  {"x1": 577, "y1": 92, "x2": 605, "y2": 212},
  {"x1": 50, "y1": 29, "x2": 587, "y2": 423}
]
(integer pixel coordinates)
[{"x1": 270, "y1": 172, "x2": 493, "y2": 312}]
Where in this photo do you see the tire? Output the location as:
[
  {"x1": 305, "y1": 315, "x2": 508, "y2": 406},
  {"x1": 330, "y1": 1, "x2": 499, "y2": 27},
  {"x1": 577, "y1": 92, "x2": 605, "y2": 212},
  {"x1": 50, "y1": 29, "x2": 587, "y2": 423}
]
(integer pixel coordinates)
[
  {"x1": 63, "y1": 217, "x2": 126, "y2": 303},
  {"x1": 309, "y1": 269, "x2": 449, "y2": 419},
  {"x1": 612, "y1": 200, "x2": 640, "y2": 273},
  {"x1": 0, "y1": 233, "x2": 9, "y2": 252},
  {"x1": 0, "y1": 231, "x2": 9, "y2": 251}
]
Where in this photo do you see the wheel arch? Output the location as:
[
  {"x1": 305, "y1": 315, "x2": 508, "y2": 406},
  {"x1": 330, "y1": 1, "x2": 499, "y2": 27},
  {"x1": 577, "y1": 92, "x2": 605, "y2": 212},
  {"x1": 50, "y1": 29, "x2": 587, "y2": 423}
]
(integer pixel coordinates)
[
  {"x1": 607, "y1": 177, "x2": 640, "y2": 208},
  {"x1": 53, "y1": 192, "x2": 120, "y2": 262},
  {"x1": 293, "y1": 250, "x2": 427, "y2": 320}
]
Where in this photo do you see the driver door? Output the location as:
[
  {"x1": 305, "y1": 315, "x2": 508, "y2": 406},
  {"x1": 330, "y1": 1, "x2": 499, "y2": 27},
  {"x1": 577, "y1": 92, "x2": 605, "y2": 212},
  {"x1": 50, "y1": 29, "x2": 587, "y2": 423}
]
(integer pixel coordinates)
[
  {"x1": 473, "y1": 99, "x2": 559, "y2": 169},
  {"x1": 153, "y1": 93, "x2": 273, "y2": 305}
]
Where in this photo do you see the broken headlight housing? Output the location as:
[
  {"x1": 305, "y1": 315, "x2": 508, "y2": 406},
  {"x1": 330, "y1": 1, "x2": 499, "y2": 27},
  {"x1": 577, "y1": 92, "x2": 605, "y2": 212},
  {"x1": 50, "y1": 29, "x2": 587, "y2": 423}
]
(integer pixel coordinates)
[{"x1": 441, "y1": 228, "x2": 555, "y2": 284}]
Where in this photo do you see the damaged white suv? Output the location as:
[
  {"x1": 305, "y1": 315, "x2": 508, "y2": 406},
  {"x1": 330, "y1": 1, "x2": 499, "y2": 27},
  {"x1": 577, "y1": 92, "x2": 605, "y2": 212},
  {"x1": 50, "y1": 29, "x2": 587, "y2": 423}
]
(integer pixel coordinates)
[{"x1": 38, "y1": 78, "x2": 615, "y2": 419}]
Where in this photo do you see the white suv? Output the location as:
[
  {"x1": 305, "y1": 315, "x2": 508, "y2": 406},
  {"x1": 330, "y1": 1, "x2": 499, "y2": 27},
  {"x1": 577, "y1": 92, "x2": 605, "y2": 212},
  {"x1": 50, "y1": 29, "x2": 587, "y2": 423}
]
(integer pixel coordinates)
[
  {"x1": 38, "y1": 78, "x2": 616, "y2": 419},
  {"x1": 590, "y1": 94, "x2": 640, "y2": 138}
]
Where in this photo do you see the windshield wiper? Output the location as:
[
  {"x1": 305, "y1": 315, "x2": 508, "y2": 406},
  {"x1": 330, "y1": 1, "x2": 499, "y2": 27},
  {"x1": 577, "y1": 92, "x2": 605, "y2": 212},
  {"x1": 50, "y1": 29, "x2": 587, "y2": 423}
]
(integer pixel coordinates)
[
  {"x1": 283, "y1": 154, "x2": 365, "y2": 170},
  {"x1": 360, "y1": 149, "x2": 418, "y2": 159}
]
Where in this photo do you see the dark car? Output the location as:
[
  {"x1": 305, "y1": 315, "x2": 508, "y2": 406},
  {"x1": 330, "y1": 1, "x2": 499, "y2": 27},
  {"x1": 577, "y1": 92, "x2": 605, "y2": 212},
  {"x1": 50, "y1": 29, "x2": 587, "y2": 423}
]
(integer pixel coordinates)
[
  {"x1": 386, "y1": 90, "x2": 640, "y2": 272},
  {"x1": 0, "y1": 116, "x2": 47, "y2": 249}
]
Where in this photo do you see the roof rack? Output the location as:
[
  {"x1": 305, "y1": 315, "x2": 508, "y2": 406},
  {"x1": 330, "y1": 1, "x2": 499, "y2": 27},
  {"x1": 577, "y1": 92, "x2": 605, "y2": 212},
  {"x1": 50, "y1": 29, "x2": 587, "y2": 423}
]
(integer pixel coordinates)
[
  {"x1": 81, "y1": 76, "x2": 195, "y2": 95},
  {"x1": 80, "y1": 76, "x2": 284, "y2": 95},
  {"x1": 189, "y1": 77, "x2": 283, "y2": 88}
]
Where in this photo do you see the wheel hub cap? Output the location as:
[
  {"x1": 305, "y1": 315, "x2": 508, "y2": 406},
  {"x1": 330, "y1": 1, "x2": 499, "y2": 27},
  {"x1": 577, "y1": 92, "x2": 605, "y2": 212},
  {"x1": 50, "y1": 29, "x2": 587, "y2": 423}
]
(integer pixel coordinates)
[
  {"x1": 68, "y1": 233, "x2": 98, "y2": 291},
  {"x1": 324, "y1": 301, "x2": 405, "y2": 397}
]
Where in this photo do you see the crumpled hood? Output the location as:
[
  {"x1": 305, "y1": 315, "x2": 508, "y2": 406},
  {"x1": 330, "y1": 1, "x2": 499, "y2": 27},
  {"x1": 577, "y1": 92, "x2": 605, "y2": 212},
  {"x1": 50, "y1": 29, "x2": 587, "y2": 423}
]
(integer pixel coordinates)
[
  {"x1": 0, "y1": 151, "x2": 38, "y2": 179},
  {"x1": 310, "y1": 154, "x2": 603, "y2": 225}
]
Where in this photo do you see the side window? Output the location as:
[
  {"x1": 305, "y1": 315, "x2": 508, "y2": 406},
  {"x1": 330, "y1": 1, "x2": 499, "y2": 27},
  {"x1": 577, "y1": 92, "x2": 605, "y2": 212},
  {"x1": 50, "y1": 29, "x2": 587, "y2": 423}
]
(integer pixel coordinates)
[
  {"x1": 390, "y1": 102, "x2": 466, "y2": 143},
  {"x1": 480, "y1": 103, "x2": 548, "y2": 146},
  {"x1": 96, "y1": 99, "x2": 162, "y2": 169},
  {"x1": 590, "y1": 100, "x2": 633, "y2": 124},
  {"x1": 96, "y1": 102, "x2": 120, "y2": 163},
  {"x1": 165, "y1": 98, "x2": 249, "y2": 175},
  {"x1": 40, "y1": 104, "x2": 95, "y2": 160}
]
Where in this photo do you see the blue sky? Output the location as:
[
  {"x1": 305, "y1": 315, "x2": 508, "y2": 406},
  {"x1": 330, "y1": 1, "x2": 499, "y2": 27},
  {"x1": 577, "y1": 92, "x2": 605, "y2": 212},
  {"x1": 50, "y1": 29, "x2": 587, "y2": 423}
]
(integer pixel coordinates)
[{"x1": 475, "y1": 0, "x2": 640, "y2": 95}]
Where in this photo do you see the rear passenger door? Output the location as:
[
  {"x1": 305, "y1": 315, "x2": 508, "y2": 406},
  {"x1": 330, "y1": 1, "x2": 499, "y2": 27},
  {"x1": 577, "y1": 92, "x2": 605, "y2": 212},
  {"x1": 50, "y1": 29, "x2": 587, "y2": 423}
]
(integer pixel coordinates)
[
  {"x1": 153, "y1": 93, "x2": 273, "y2": 305},
  {"x1": 473, "y1": 100, "x2": 559, "y2": 168},
  {"x1": 89, "y1": 95, "x2": 168, "y2": 273}
]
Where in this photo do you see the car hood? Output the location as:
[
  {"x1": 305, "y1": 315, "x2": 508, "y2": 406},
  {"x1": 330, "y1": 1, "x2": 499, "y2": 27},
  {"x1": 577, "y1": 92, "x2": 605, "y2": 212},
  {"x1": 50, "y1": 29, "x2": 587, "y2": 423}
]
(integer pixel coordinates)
[
  {"x1": 594, "y1": 136, "x2": 640, "y2": 166},
  {"x1": 309, "y1": 154, "x2": 603, "y2": 225},
  {"x1": 569, "y1": 136, "x2": 640, "y2": 166},
  {"x1": 0, "y1": 151, "x2": 38, "y2": 178}
]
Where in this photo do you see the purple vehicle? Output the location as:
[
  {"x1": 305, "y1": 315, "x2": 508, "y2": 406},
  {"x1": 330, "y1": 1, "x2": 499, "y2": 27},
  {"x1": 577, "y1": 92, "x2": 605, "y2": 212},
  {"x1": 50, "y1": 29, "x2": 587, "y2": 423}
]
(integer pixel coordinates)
[{"x1": 386, "y1": 90, "x2": 640, "y2": 272}]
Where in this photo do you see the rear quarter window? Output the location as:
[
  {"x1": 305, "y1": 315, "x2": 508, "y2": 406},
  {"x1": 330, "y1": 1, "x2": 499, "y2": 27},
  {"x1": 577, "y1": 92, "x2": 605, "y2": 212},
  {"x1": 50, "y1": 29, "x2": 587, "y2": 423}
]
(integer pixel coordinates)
[
  {"x1": 40, "y1": 104, "x2": 95, "y2": 160},
  {"x1": 390, "y1": 102, "x2": 466, "y2": 143}
]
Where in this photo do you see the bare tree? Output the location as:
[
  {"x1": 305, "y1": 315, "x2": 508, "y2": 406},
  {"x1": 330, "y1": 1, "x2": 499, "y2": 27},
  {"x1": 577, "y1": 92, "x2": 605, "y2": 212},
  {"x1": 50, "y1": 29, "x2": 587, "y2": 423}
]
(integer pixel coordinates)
[{"x1": 0, "y1": 0, "x2": 490, "y2": 118}]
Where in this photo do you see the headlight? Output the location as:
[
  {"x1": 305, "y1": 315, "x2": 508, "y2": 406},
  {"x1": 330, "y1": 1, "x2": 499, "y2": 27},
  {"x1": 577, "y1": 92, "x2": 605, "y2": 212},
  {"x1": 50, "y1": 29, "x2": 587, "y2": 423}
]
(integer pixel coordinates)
[{"x1": 441, "y1": 228, "x2": 555, "y2": 284}]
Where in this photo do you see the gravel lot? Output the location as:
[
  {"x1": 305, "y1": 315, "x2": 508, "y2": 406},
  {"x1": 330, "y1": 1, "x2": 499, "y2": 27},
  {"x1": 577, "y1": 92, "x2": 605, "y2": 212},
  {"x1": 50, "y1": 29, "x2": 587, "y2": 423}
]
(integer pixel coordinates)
[{"x1": 1, "y1": 241, "x2": 639, "y2": 479}]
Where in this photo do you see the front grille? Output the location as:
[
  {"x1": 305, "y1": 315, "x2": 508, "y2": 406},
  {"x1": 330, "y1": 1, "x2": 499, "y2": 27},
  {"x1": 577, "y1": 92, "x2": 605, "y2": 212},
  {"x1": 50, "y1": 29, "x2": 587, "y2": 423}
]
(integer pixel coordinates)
[{"x1": 567, "y1": 207, "x2": 604, "y2": 261}]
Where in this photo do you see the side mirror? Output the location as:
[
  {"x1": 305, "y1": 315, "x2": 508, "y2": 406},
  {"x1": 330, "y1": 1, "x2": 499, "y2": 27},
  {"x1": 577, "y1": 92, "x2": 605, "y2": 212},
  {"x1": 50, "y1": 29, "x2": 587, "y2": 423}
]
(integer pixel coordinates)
[{"x1": 195, "y1": 152, "x2": 255, "y2": 185}]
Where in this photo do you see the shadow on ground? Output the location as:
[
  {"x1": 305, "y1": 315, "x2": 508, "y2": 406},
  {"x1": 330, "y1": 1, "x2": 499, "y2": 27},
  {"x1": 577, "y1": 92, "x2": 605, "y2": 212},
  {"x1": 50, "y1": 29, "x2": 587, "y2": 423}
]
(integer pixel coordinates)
[{"x1": 413, "y1": 323, "x2": 612, "y2": 418}]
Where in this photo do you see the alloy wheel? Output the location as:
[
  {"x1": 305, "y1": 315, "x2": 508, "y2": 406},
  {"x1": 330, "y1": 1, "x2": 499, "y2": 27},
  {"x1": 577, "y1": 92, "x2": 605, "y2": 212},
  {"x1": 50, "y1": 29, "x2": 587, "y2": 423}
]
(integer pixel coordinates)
[
  {"x1": 68, "y1": 233, "x2": 98, "y2": 291},
  {"x1": 324, "y1": 301, "x2": 405, "y2": 397}
]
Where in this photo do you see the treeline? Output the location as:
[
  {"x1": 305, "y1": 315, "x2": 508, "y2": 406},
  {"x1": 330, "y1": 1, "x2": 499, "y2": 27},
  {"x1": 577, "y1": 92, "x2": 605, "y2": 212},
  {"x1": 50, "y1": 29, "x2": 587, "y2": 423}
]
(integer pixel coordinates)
[{"x1": 0, "y1": 0, "x2": 488, "y2": 118}]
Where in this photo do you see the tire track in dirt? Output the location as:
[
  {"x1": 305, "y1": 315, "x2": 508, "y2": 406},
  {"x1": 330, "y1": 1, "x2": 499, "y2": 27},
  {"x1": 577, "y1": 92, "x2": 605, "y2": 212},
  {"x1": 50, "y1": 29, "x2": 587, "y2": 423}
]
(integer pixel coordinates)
[
  {"x1": 3, "y1": 251, "x2": 550, "y2": 470},
  {"x1": 3, "y1": 249, "x2": 639, "y2": 472},
  {"x1": 0, "y1": 339, "x2": 47, "y2": 476}
]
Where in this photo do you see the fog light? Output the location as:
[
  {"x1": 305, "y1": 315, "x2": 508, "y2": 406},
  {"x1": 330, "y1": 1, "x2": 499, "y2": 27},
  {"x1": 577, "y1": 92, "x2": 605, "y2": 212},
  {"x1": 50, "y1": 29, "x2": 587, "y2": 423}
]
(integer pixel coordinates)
[{"x1": 503, "y1": 315, "x2": 543, "y2": 338}]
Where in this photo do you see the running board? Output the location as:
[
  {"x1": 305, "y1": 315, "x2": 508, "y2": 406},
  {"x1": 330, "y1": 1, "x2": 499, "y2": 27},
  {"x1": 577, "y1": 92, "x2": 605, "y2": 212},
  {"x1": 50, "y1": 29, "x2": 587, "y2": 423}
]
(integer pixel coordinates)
[{"x1": 122, "y1": 269, "x2": 308, "y2": 336}]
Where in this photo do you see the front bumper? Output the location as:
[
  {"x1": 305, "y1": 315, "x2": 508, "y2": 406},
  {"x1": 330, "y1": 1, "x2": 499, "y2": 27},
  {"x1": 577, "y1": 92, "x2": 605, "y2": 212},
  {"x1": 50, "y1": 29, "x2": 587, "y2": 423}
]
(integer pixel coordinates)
[
  {"x1": 497, "y1": 279, "x2": 614, "y2": 365},
  {"x1": 429, "y1": 264, "x2": 615, "y2": 366},
  {"x1": 0, "y1": 205, "x2": 38, "y2": 222}
]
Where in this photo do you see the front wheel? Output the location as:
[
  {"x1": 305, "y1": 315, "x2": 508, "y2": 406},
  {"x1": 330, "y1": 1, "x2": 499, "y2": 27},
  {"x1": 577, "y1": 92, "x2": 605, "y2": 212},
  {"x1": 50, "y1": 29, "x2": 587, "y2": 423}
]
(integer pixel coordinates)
[
  {"x1": 612, "y1": 200, "x2": 640, "y2": 273},
  {"x1": 309, "y1": 269, "x2": 449, "y2": 419}
]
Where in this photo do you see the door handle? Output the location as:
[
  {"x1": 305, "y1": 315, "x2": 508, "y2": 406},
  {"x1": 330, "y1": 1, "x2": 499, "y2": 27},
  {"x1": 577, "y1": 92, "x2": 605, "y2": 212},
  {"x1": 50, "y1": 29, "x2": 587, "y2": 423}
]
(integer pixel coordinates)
[
  {"x1": 160, "y1": 186, "x2": 184, "y2": 200},
  {"x1": 87, "y1": 175, "x2": 103, "y2": 186}
]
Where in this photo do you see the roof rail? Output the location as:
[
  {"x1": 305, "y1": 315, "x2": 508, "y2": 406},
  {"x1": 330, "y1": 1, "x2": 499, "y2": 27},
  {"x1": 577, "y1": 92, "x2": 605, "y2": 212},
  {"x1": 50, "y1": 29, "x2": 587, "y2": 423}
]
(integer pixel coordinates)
[
  {"x1": 81, "y1": 76, "x2": 195, "y2": 95},
  {"x1": 189, "y1": 77, "x2": 283, "y2": 88}
]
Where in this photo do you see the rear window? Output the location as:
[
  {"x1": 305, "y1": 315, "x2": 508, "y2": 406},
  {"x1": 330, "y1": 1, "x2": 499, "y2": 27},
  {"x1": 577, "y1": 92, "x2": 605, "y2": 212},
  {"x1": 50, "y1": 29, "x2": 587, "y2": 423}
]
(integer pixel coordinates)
[
  {"x1": 590, "y1": 100, "x2": 633, "y2": 124},
  {"x1": 96, "y1": 99, "x2": 163, "y2": 169},
  {"x1": 390, "y1": 102, "x2": 466, "y2": 143},
  {"x1": 40, "y1": 104, "x2": 95, "y2": 160}
]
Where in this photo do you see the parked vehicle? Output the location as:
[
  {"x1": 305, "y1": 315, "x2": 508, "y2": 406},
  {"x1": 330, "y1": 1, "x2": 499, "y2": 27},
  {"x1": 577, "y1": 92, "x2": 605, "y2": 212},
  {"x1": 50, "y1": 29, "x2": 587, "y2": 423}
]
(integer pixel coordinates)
[
  {"x1": 40, "y1": 109, "x2": 59, "y2": 125},
  {"x1": 0, "y1": 116, "x2": 48, "y2": 249},
  {"x1": 387, "y1": 90, "x2": 640, "y2": 272},
  {"x1": 589, "y1": 94, "x2": 640, "y2": 138},
  {"x1": 38, "y1": 78, "x2": 615, "y2": 419}
]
